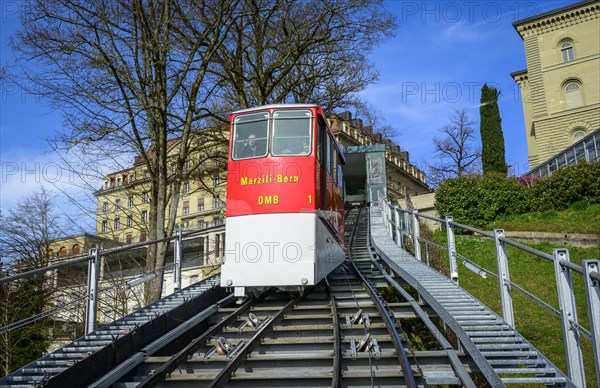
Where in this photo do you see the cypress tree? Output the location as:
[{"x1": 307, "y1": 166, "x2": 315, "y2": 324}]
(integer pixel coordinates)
[{"x1": 479, "y1": 84, "x2": 507, "y2": 175}]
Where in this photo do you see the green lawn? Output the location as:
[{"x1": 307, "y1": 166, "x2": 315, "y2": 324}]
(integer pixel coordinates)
[
  {"x1": 429, "y1": 232, "x2": 598, "y2": 387},
  {"x1": 487, "y1": 202, "x2": 600, "y2": 235}
]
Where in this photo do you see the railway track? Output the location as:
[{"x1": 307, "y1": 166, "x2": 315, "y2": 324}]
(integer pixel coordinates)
[
  {"x1": 1, "y1": 205, "x2": 575, "y2": 387},
  {"x1": 91, "y1": 207, "x2": 473, "y2": 387}
]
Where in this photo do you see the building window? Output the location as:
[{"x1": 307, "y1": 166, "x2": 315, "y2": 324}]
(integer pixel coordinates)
[
  {"x1": 572, "y1": 128, "x2": 587, "y2": 144},
  {"x1": 103, "y1": 202, "x2": 108, "y2": 213},
  {"x1": 126, "y1": 234, "x2": 132, "y2": 244},
  {"x1": 115, "y1": 199, "x2": 121, "y2": 210},
  {"x1": 198, "y1": 220, "x2": 206, "y2": 229},
  {"x1": 72, "y1": 244, "x2": 80, "y2": 255},
  {"x1": 114, "y1": 218, "x2": 120, "y2": 230},
  {"x1": 142, "y1": 210, "x2": 148, "y2": 222},
  {"x1": 144, "y1": 170, "x2": 150, "y2": 178},
  {"x1": 183, "y1": 200, "x2": 190, "y2": 215},
  {"x1": 102, "y1": 220, "x2": 108, "y2": 232},
  {"x1": 563, "y1": 79, "x2": 583, "y2": 109},
  {"x1": 198, "y1": 197, "x2": 205, "y2": 211},
  {"x1": 213, "y1": 176, "x2": 219, "y2": 188},
  {"x1": 140, "y1": 231, "x2": 146, "y2": 242},
  {"x1": 59, "y1": 247, "x2": 67, "y2": 257},
  {"x1": 171, "y1": 163, "x2": 176, "y2": 175},
  {"x1": 127, "y1": 215, "x2": 133, "y2": 227},
  {"x1": 560, "y1": 40, "x2": 574, "y2": 62},
  {"x1": 128, "y1": 196, "x2": 134, "y2": 207},
  {"x1": 183, "y1": 181, "x2": 190, "y2": 194},
  {"x1": 130, "y1": 173, "x2": 136, "y2": 182},
  {"x1": 142, "y1": 192, "x2": 149, "y2": 203},
  {"x1": 213, "y1": 195, "x2": 221, "y2": 209},
  {"x1": 182, "y1": 221, "x2": 189, "y2": 230}
]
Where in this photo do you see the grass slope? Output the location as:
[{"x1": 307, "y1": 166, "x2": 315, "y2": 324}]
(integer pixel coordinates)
[
  {"x1": 430, "y1": 231, "x2": 598, "y2": 387},
  {"x1": 487, "y1": 202, "x2": 600, "y2": 235}
]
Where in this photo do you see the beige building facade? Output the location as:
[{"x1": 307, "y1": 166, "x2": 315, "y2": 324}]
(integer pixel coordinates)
[
  {"x1": 512, "y1": 0, "x2": 600, "y2": 169},
  {"x1": 94, "y1": 137, "x2": 227, "y2": 245}
]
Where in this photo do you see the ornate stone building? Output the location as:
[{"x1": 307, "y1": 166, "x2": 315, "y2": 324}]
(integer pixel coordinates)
[{"x1": 511, "y1": 0, "x2": 600, "y2": 169}]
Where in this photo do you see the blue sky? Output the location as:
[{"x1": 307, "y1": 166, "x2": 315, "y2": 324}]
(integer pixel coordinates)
[{"x1": 0, "y1": 0, "x2": 579, "y2": 223}]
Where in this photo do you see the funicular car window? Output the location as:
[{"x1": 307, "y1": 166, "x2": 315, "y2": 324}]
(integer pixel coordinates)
[
  {"x1": 232, "y1": 112, "x2": 269, "y2": 160},
  {"x1": 272, "y1": 110, "x2": 312, "y2": 156}
]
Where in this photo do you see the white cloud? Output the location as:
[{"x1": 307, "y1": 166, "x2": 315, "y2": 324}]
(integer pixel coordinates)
[{"x1": 0, "y1": 147, "x2": 118, "y2": 231}]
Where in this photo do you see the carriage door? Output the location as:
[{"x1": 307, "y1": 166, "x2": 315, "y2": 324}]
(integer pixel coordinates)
[{"x1": 317, "y1": 118, "x2": 327, "y2": 210}]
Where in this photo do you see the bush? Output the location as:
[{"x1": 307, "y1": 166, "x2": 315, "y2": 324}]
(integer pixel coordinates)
[
  {"x1": 435, "y1": 174, "x2": 532, "y2": 227},
  {"x1": 531, "y1": 162, "x2": 600, "y2": 211},
  {"x1": 434, "y1": 163, "x2": 600, "y2": 226}
]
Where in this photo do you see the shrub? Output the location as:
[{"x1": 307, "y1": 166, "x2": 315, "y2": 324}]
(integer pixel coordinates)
[
  {"x1": 435, "y1": 174, "x2": 532, "y2": 227},
  {"x1": 531, "y1": 162, "x2": 600, "y2": 211},
  {"x1": 434, "y1": 163, "x2": 600, "y2": 227}
]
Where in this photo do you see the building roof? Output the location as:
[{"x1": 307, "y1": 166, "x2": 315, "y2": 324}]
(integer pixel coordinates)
[{"x1": 513, "y1": 0, "x2": 596, "y2": 27}]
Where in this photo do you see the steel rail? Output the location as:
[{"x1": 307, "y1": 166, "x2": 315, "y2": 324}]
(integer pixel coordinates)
[
  {"x1": 348, "y1": 208, "x2": 418, "y2": 388},
  {"x1": 365, "y1": 215, "x2": 477, "y2": 387},
  {"x1": 208, "y1": 294, "x2": 305, "y2": 387},
  {"x1": 324, "y1": 277, "x2": 342, "y2": 388},
  {"x1": 88, "y1": 294, "x2": 235, "y2": 388},
  {"x1": 136, "y1": 292, "x2": 267, "y2": 387}
]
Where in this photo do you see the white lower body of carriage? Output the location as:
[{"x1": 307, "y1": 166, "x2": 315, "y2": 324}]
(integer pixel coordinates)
[{"x1": 220, "y1": 213, "x2": 344, "y2": 297}]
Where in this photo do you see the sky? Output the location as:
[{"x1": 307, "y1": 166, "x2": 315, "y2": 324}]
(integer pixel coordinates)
[{"x1": 0, "y1": 0, "x2": 580, "y2": 228}]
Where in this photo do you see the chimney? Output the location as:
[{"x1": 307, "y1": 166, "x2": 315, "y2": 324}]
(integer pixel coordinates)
[
  {"x1": 350, "y1": 118, "x2": 363, "y2": 129},
  {"x1": 400, "y1": 151, "x2": 410, "y2": 162},
  {"x1": 337, "y1": 111, "x2": 352, "y2": 121}
]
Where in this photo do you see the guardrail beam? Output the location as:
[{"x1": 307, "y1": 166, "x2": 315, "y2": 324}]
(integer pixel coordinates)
[
  {"x1": 412, "y1": 211, "x2": 421, "y2": 262},
  {"x1": 554, "y1": 249, "x2": 586, "y2": 387},
  {"x1": 494, "y1": 229, "x2": 514, "y2": 327},
  {"x1": 583, "y1": 259, "x2": 600, "y2": 382},
  {"x1": 174, "y1": 229, "x2": 183, "y2": 292},
  {"x1": 445, "y1": 217, "x2": 458, "y2": 283},
  {"x1": 85, "y1": 248, "x2": 101, "y2": 335}
]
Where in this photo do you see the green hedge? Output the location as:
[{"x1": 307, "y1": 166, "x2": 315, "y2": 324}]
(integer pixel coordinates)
[
  {"x1": 434, "y1": 163, "x2": 600, "y2": 226},
  {"x1": 435, "y1": 174, "x2": 531, "y2": 227},
  {"x1": 531, "y1": 162, "x2": 600, "y2": 210}
]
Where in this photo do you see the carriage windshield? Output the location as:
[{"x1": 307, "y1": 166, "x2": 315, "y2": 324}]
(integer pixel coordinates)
[
  {"x1": 232, "y1": 112, "x2": 269, "y2": 160},
  {"x1": 272, "y1": 110, "x2": 312, "y2": 156}
]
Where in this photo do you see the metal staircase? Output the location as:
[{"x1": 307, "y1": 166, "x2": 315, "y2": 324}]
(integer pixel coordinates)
[
  {"x1": 0, "y1": 276, "x2": 225, "y2": 388},
  {"x1": 369, "y1": 205, "x2": 575, "y2": 387}
]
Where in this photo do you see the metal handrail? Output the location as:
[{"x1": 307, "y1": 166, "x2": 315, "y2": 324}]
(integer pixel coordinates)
[{"x1": 377, "y1": 192, "x2": 599, "y2": 386}]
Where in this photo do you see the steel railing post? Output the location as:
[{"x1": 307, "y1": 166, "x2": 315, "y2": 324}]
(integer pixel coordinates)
[
  {"x1": 494, "y1": 229, "x2": 514, "y2": 327},
  {"x1": 174, "y1": 228, "x2": 183, "y2": 292},
  {"x1": 394, "y1": 207, "x2": 402, "y2": 247},
  {"x1": 412, "y1": 211, "x2": 421, "y2": 261},
  {"x1": 583, "y1": 260, "x2": 600, "y2": 382},
  {"x1": 445, "y1": 217, "x2": 458, "y2": 283},
  {"x1": 85, "y1": 248, "x2": 101, "y2": 335},
  {"x1": 554, "y1": 249, "x2": 586, "y2": 387},
  {"x1": 390, "y1": 204, "x2": 394, "y2": 239}
]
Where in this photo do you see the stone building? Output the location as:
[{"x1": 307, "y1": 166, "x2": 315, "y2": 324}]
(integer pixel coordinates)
[{"x1": 511, "y1": 0, "x2": 600, "y2": 170}]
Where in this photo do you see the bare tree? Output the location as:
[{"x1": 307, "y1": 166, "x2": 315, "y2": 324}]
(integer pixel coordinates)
[
  {"x1": 12, "y1": 0, "x2": 396, "y2": 303},
  {"x1": 354, "y1": 101, "x2": 399, "y2": 141},
  {"x1": 210, "y1": 0, "x2": 396, "y2": 112},
  {"x1": 427, "y1": 109, "x2": 481, "y2": 187},
  {"x1": 0, "y1": 189, "x2": 64, "y2": 375},
  {"x1": 12, "y1": 0, "x2": 240, "y2": 304}
]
